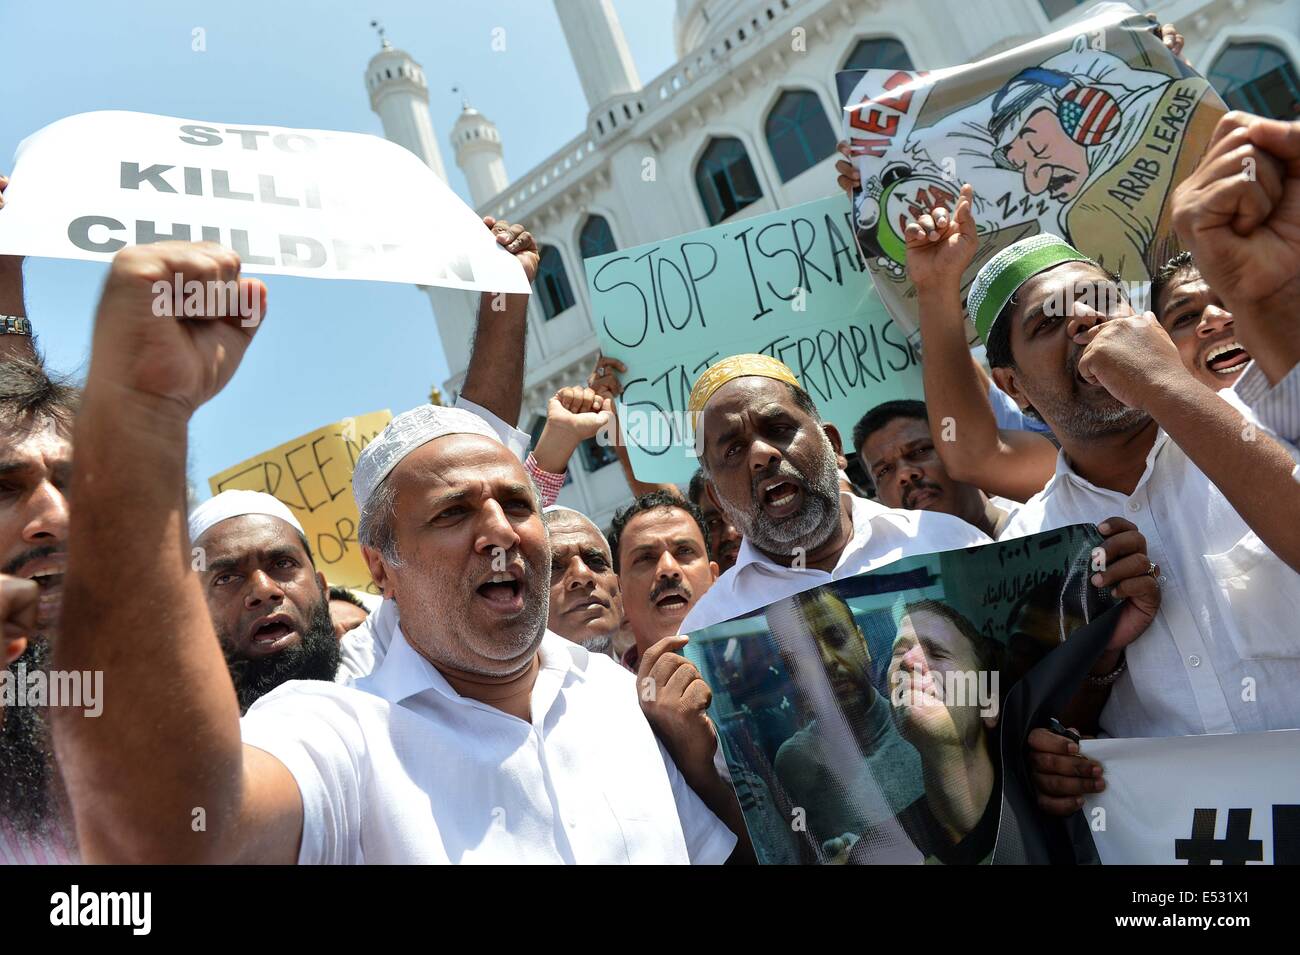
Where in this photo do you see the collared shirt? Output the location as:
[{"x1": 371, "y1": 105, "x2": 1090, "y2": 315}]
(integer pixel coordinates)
[
  {"x1": 999, "y1": 391, "x2": 1300, "y2": 739},
  {"x1": 1234, "y1": 359, "x2": 1300, "y2": 444},
  {"x1": 240, "y1": 628, "x2": 736, "y2": 864},
  {"x1": 453, "y1": 395, "x2": 530, "y2": 462},
  {"x1": 680, "y1": 494, "x2": 991, "y2": 633}
]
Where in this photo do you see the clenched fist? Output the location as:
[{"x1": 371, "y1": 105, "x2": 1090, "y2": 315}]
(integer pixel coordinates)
[{"x1": 87, "y1": 242, "x2": 266, "y2": 418}]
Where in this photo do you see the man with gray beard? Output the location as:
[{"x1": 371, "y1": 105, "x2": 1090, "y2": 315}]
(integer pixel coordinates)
[
  {"x1": 679, "y1": 355, "x2": 991, "y2": 633},
  {"x1": 53, "y1": 241, "x2": 751, "y2": 864}
]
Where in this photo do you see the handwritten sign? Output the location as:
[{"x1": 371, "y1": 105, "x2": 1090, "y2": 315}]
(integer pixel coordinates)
[
  {"x1": 208, "y1": 410, "x2": 391, "y2": 592},
  {"x1": 584, "y1": 194, "x2": 924, "y2": 484},
  {"x1": 0, "y1": 111, "x2": 529, "y2": 292}
]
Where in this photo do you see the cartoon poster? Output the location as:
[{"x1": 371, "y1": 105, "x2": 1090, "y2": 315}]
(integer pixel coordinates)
[
  {"x1": 837, "y1": 2, "x2": 1225, "y2": 344},
  {"x1": 683, "y1": 525, "x2": 1115, "y2": 864}
]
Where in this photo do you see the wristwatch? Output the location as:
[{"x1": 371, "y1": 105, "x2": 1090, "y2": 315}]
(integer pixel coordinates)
[{"x1": 0, "y1": 315, "x2": 32, "y2": 336}]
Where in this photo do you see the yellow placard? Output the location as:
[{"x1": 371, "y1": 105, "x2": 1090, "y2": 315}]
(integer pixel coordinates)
[{"x1": 207, "y1": 410, "x2": 392, "y2": 593}]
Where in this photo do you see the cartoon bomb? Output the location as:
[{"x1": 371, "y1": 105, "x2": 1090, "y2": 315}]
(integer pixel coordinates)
[{"x1": 855, "y1": 162, "x2": 964, "y2": 279}]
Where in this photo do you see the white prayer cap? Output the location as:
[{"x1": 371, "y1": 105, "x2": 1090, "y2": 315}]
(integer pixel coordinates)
[
  {"x1": 352, "y1": 404, "x2": 502, "y2": 509},
  {"x1": 189, "y1": 490, "x2": 305, "y2": 543}
]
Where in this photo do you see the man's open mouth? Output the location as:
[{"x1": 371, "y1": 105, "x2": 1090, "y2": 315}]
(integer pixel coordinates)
[
  {"x1": 246, "y1": 614, "x2": 298, "y2": 655},
  {"x1": 1204, "y1": 340, "x2": 1250, "y2": 376},
  {"x1": 476, "y1": 572, "x2": 525, "y2": 614},
  {"x1": 757, "y1": 476, "x2": 804, "y2": 518},
  {"x1": 653, "y1": 590, "x2": 690, "y2": 614}
]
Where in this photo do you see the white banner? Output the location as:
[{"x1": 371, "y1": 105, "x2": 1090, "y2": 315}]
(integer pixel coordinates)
[
  {"x1": 0, "y1": 110, "x2": 529, "y2": 293},
  {"x1": 1081, "y1": 729, "x2": 1300, "y2": 864}
]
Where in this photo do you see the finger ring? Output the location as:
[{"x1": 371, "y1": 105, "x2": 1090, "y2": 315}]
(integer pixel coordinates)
[{"x1": 1146, "y1": 561, "x2": 1159, "y2": 579}]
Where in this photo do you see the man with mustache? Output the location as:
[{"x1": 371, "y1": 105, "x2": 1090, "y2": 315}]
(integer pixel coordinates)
[
  {"x1": 189, "y1": 490, "x2": 368, "y2": 712},
  {"x1": 607, "y1": 491, "x2": 718, "y2": 671},
  {"x1": 1030, "y1": 111, "x2": 1300, "y2": 813},
  {"x1": 953, "y1": 230, "x2": 1300, "y2": 799},
  {"x1": 54, "y1": 241, "x2": 750, "y2": 863},
  {"x1": 542, "y1": 505, "x2": 623, "y2": 657},
  {"x1": 854, "y1": 399, "x2": 1012, "y2": 538},
  {"x1": 679, "y1": 354, "x2": 991, "y2": 634},
  {"x1": 0, "y1": 359, "x2": 78, "y2": 863}
]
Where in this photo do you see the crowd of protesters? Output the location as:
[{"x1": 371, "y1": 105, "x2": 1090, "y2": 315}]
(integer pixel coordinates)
[{"x1": 2, "y1": 17, "x2": 1300, "y2": 864}]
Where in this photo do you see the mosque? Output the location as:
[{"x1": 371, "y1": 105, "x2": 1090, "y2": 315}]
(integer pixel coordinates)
[{"x1": 364, "y1": 0, "x2": 1300, "y2": 525}]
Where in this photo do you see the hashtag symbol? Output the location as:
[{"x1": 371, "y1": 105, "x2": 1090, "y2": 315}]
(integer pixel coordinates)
[{"x1": 1173, "y1": 808, "x2": 1264, "y2": 865}]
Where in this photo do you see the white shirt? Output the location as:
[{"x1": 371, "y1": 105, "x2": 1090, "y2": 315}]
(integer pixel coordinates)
[
  {"x1": 999, "y1": 391, "x2": 1300, "y2": 738},
  {"x1": 681, "y1": 494, "x2": 991, "y2": 633},
  {"x1": 241, "y1": 628, "x2": 736, "y2": 864}
]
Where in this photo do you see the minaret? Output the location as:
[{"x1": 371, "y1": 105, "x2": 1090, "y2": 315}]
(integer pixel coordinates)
[
  {"x1": 451, "y1": 98, "x2": 509, "y2": 207},
  {"x1": 553, "y1": 0, "x2": 642, "y2": 110},
  {"x1": 364, "y1": 21, "x2": 448, "y2": 182}
]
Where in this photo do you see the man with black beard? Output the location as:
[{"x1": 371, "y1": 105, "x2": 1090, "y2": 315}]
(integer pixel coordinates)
[
  {"x1": 0, "y1": 360, "x2": 78, "y2": 863},
  {"x1": 679, "y1": 355, "x2": 992, "y2": 633},
  {"x1": 189, "y1": 490, "x2": 358, "y2": 712}
]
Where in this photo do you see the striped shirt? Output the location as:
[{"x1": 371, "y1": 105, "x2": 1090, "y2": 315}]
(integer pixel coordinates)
[
  {"x1": 0, "y1": 813, "x2": 79, "y2": 865},
  {"x1": 1234, "y1": 360, "x2": 1300, "y2": 444}
]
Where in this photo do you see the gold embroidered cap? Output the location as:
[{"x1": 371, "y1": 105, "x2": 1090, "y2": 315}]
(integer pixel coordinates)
[{"x1": 687, "y1": 354, "x2": 802, "y2": 426}]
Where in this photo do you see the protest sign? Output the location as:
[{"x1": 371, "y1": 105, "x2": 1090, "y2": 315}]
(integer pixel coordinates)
[
  {"x1": 207, "y1": 410, "x2": 391, "y2": 593},
  {"x1": 838, "y1": 2, "x2": 1224, "y2": 344},
  {"x1": 0, "y1": 110, "x2": 529, "y2": 293},
  {"x1": 584, "y1": 194, "x2": 924, "y2": 484},
  {"x1": 682, "y1": 525, "x2": 1111, "y2": 863},
  {"x1": 1082, "y1": 730, "x2": 1300, "y2": 864}
]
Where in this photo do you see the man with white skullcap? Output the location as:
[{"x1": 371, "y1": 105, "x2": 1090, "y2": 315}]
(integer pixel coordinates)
[
  {"x1": 188, "y1": 489, "x2": 369, "y2": 712},
  {"x1": 55, "y1": 239, "x2": 751, "y2": 863}
]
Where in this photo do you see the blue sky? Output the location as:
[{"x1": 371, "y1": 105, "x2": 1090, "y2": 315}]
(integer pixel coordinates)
[{"x1": 0, "y1": 0, "x2": 677, "y2": 493}]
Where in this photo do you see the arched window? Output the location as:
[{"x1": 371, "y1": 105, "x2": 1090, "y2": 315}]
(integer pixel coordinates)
[
  {"x1": 841, "y1": 37, "x2": 913, "y2": 72},
  {"x1": 695, "y1": 137, "x2": 763, "y2": 224},
  {"x1": 536, "y1": 246, "x2": 575, "y2": 320},
  {"x1": 1209, "y1": 42, "x2": 1300, "y2": 120},
  {"x1": 579, "y1": 215, "x2": 618, "y2": 260},
  {"x1": 765, "y1": 90, "x2": 837, "y2": 182}
]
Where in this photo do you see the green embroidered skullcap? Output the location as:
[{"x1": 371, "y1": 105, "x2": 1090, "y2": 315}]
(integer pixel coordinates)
[{"x1": 967, "y1": 234, "x2": 1096, "y2": 344}]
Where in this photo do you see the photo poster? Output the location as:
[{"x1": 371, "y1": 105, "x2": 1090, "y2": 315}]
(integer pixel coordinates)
[
  {"x1": 836, "y1": 2, "x2": 1225, "y2": 346},
  {"x1": 0, "y1": 110, "x2": 531, "y2": 293},
  {"x1": 207, "y1": 410, "x2": 392, "y2": 594},
  {"x1": 682, "y1": 524, "x2": 1114, "y2": 864},
  {"x1": 583, "y1": 194, "x2": 925, "y2": 485}
]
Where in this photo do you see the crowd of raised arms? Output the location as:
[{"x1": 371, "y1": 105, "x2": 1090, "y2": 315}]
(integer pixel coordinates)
[{"x1": 2, "y1": 20, "x2": 1299, "y2": 865}]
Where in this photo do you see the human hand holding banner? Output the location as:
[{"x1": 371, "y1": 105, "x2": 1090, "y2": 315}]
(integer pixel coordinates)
[
  {"x1": 0, "y1": 111, "x2": 530, "y2": 293},
  {"x1": 838, "y1": 2, "x2": 1224, "y2": 344}
]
